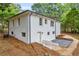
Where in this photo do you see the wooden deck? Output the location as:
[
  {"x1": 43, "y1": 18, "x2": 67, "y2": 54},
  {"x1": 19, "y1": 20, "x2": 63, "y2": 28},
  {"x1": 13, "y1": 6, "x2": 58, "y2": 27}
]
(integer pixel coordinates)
[{"x1": 0, "y1": 33, "x2": 60, "y2": 56}]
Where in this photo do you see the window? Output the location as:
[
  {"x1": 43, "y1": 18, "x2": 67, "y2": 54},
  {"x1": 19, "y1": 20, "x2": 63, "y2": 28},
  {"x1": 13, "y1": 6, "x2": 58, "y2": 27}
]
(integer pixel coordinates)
[
  {"x1": 50, "y1": 21, "x2": 54, "y2": 26},
  {"x1": 52, "y1": 31, "x2": 55, "y2": 34},
  {"x1": 11, "y1": 31, "x2": 14, "y2": 35},
  {"x1": 22, "y1": 32, "x2": 26, "y2": 37},
  {"x1": 45, "y1": 19, "x2": 47, "y2": 24},
  {"x1": 13, "y1": 20, "x2": 14, "y2": 27},
  {"x1": 39, "y1": 18, "x2": 42, "y2": 25},
  {"x1": 47, "y1": 32, "x2": 50, "y2": 35},
  {"x1": 18, "y1": 18, "x2": 20, "y2": 26}
]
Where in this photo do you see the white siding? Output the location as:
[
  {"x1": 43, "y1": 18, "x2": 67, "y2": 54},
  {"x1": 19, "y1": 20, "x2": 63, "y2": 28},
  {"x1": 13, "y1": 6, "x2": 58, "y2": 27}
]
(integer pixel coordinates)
[
  {"x1": 9, "y1": 12, "x2": 60, "y2": 44},
  {"x1": 9, "y1": 15, "x2": 29, "y2": 43},
  {"x1": 30, "y1": 14, "x2": 56, "y2": 43}
]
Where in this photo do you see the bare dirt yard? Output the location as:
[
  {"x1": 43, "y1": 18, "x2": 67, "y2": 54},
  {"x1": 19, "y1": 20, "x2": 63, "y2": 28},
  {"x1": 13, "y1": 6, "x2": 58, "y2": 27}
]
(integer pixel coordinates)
[
  {"x1": 64, "y1": 33, "x2": 79, "y2": 40},
  {"x1": 64, "y1": 33, "x2": 79, "y2": 56},
  {"x1": 0, "y1": 33, "x2": 59, "y2": 56},
  {"x1": 1, "y1": 32, "x2": 79, "y2": 56},
  {"x1": 62, "y1": 33, "x2": 79, "y2": 56}
]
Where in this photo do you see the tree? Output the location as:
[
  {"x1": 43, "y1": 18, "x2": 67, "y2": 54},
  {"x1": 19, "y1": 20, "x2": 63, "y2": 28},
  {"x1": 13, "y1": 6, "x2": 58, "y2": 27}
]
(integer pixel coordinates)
[
  {"x1": 32, "y1": 3, "x2": 79, "y2": 33},
  {"x1": 66, "y1": 8, "x2": 79, "y2": 33},
  {"x1": 32, "y1": 3, "x2": 63, "y2": 19},
  {"x1": 0, "y1": 3, "x2": 21, "y2": 32}
]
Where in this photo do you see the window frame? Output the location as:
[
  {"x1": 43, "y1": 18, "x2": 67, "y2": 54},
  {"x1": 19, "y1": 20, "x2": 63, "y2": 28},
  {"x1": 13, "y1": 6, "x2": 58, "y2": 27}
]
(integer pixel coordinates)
[
  {"x1": 18, "y1": 18, "x2": 20, "y2": 26},
  {"x1": 39, "y1": 18, "x2": 42, "y2": 25},
  {"x1": 47, "y1": 32, "x2": 50, "y2": 35},
  {"x1": 52, "y1": 31, "x2": 55, "y2": 34},
  {"x1": 11, "y1": 31, "x2": 14, "y2": 35},
  {"x1": 50, "y1": 20, "x2": 54, "y2": 26},
  {"x1": 45, "y1": 19, "x2": 47, "y2": 24},
  {"x1": 13, "y1": 20, "x2": 14, "y2": 27},
  {"x1": 22, "y1": 32, "x2": 26, "y2": 37}
]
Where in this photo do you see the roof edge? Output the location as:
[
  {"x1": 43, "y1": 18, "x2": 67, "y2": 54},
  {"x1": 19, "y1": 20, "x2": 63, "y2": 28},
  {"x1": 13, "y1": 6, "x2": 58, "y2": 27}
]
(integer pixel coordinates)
[{"x1": 9, "y1": 10, "x2": 59, "y2": 21}]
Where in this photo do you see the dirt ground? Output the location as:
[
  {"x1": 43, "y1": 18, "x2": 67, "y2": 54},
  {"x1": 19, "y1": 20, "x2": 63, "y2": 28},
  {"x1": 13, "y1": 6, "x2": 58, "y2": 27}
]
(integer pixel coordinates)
[
  {"x1": 0, "y1": 33, "x2": 59, "y2": 56},
  {"x1": 62, "y1": 33, "x2": 79, "y2": 40},
  {"x1": 72, "y1": 43, "x2": 79, "y2": 56},
  {"x1": 1, "y1": 32, "x2": 79, "y2": 56},
  {"x1": 61, "y1": 33, "x2": 79, "y2": 56}
]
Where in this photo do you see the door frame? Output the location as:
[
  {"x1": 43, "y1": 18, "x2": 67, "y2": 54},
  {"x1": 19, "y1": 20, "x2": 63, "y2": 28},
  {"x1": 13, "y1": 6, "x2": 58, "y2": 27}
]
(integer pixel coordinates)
[{"x1": 37, "y1": 31, "x2": 43, "y2": 42}]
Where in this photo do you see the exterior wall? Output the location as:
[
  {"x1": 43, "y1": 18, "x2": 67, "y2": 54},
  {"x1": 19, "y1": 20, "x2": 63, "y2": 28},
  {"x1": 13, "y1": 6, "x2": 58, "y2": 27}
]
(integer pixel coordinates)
[
  {"x1": 9, "y1": 14, "x2": 29, "y2": 43},
  {"x1": 9, "y1": 12, "x2": 60, "y2": 44},
  {"x1": 55, "y1": 21, "x2": 60, "y2": 35},
  {"x1": 30, "y1": 14, "x2": 56, "y2": 43}
]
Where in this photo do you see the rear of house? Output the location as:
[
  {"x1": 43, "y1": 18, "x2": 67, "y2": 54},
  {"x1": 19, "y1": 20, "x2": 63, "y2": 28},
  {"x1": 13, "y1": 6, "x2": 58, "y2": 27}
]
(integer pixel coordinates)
[{"x1": 9, "y1": 10, "x2": 60, "y2": 44}]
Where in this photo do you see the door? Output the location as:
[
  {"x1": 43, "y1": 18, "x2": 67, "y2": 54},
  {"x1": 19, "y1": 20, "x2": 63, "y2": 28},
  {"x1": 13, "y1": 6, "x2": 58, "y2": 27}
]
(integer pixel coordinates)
[{"x1": 37, "y1": 32, "x2": 43, "y2": 42}]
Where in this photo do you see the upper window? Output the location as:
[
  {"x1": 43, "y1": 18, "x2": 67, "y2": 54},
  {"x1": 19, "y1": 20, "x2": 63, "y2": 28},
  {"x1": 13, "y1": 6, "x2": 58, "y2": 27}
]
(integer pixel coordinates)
[
  {"x1": 45, "y1": 19, "x2": 47, "y2": 24},
  {"x1": 50, "y1": 20, "x2": 54, "y2": 26},
  {"x1": 39, "y1": 18, "x2": 42, "y2": 25},
  {"x1": 18, "y1": 18, "x2": 20, "y2": 26},
  {"x1": 13, "y1": 20, "x2": 14, "y2": 27}
]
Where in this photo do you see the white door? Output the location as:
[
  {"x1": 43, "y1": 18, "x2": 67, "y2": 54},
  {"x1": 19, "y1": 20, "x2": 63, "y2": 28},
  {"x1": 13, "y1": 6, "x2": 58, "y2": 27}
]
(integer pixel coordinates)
[{"x1": 37, "y1": 32, "x2": 43, "y2": 42}]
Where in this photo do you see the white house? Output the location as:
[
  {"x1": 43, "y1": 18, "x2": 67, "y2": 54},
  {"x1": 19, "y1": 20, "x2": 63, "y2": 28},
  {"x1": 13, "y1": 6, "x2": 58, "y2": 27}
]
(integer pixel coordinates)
[{"x1": 9, "y1": 10, "x2": 60, "y2": 44}]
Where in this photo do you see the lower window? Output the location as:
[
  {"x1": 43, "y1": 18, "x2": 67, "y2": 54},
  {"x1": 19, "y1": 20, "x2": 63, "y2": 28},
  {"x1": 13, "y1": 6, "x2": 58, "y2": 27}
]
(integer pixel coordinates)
[
  {"x1": 52, "y1": 31, "x2": 55, "y2": 34},
  {"x1": 11, "y1": 31, "x2": 14, "y2": 35},
  {"x1": 22, "y1": 32, "x2": 26, "y2": 37}
]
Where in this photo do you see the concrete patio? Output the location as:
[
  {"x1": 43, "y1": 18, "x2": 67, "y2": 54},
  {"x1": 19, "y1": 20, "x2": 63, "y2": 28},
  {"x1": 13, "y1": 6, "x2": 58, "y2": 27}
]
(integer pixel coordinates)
[{"x1": 42, "y1": 34, "x2": 79, "y2": 56}]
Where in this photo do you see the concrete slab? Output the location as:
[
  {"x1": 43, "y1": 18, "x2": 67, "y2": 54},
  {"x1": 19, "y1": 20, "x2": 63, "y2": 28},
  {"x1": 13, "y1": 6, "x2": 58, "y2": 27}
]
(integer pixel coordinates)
[{"x1": 42, "y1": 35, "x2": 79, "y2": 56}]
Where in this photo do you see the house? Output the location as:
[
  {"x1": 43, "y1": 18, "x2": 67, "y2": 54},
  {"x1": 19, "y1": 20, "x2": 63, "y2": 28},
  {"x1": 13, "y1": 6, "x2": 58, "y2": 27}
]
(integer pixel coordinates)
[{"x1": 8, "y1": 10, "x2": 60, "y2": 44}]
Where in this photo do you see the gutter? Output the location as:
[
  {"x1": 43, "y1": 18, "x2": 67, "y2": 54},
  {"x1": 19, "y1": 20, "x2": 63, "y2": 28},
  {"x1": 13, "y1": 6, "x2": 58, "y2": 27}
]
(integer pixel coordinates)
[{"x1": 55, "y1": 20, "x2": 56, "y2": 38}]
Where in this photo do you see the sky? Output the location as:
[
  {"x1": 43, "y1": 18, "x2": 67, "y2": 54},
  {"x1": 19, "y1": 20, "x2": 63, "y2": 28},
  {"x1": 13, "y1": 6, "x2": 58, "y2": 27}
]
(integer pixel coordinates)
[{"x1": 19, "y1": 3, "x2": 33, "y2": 10}]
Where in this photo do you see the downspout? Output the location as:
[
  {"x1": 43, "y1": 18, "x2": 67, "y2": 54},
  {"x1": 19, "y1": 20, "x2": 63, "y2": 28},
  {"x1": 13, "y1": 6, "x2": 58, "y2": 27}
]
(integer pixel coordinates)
[
  {"x1": 28, "y1": 12, "x2": 38, "y2": 54},
  {"x1": 55, "y1": 20, "x2": 56, "y2": 39},
  {"x1": 8, "y1": 20, "x2": 9, "y2": 35},
  {"x1": 28, "y1": 12, "x2": 32, "y2": 44}
]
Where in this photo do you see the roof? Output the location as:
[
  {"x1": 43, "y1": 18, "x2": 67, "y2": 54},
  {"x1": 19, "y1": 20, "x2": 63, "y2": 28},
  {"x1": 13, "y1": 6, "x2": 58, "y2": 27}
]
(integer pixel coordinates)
[{"x1": 9, "y1": 10, "x2": 58, "y2": 21}]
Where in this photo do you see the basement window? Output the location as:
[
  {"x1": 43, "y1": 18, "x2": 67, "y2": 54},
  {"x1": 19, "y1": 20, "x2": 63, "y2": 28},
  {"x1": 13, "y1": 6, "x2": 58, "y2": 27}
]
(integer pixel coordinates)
[
  {"x1": 11, "y1": 31, "x2": 14, "y2": 35},
  {"x1": 22, "y1": 32, "x2": 26, "y2": 37},
  {"x1": 52, "y1": 31, "x2": 55, "y2": 34},
  {"x1": 47, "y1": 32, "x2": 50, "y2": 35}
]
